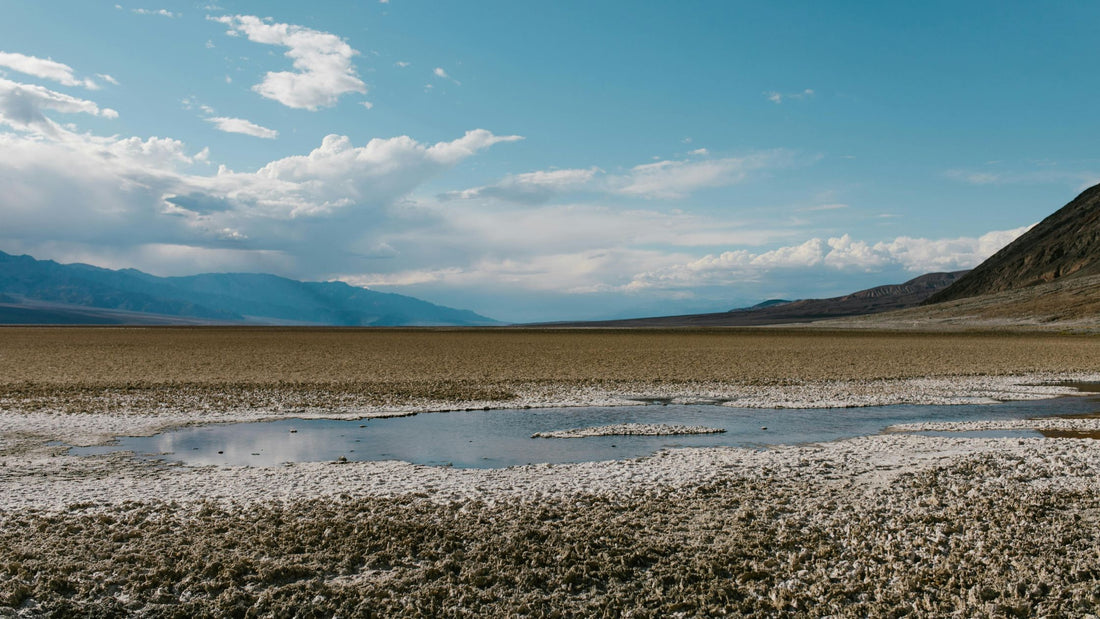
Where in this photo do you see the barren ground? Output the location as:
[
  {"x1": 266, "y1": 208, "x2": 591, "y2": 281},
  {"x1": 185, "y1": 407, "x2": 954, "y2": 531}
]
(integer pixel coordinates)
[{"x1": 1, "y1": 327, "x2": 1099, "y2": 616}]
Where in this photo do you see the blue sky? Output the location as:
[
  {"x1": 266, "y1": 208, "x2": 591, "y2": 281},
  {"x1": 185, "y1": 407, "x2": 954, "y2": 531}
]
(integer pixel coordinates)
[{"x1": 1, "y1": 1, "x2": 1098, "y2": 322}]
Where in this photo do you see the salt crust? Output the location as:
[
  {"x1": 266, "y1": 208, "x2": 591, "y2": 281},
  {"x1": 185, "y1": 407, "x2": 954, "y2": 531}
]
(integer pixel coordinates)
[
  {"x1": 531, "y1": 423, "x2": 725, "y2": 438},
  {"x1": 2, "y1": 372, "x2": 1099, "y2": 513}
]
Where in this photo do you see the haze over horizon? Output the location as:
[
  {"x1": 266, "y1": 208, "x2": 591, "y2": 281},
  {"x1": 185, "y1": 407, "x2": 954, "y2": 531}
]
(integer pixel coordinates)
[{"x1": 1, "y1": 1, "x2": 1098, "y2": 322}]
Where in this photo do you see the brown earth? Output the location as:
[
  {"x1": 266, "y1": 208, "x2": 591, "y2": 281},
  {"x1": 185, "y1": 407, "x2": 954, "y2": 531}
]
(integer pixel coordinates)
[
  {"x1": 833, "y1": 272, "x2": 1100, "y2": 330},
  {"x1": 1, "y1": 326, "x2": 1099, "y2": 412}
]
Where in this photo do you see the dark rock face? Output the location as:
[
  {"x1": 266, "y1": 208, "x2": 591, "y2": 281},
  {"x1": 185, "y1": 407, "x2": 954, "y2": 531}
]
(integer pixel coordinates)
[{"x1": 929, "y1": 183, "x2": 1100, "y2": 304}]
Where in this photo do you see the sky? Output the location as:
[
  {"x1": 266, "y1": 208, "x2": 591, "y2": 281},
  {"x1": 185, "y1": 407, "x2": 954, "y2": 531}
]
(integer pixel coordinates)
[{"x1": 1, "y1": 1, "x2": 1098, "y2": 322}]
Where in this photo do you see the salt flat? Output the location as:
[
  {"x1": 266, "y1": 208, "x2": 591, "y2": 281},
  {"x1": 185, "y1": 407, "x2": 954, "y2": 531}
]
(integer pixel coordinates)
[{"x1": 1, "y1": 327, "x2": 1099, "y2": 616}]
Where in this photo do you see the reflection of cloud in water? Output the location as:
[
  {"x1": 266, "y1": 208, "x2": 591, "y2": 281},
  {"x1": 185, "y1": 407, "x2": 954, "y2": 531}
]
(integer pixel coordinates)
[
  {"x1": 145, "y1": 424, "x2": 358, "y2": 467},
  {"x1": 72, "y1": 396, "x2": 1100, "y2": 469}
]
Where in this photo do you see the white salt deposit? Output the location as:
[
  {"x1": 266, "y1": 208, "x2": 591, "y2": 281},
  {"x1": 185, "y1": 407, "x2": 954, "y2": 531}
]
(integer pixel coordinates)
[{"x1": 1, "y1": 372, "x2": 1099, "y2": 513}]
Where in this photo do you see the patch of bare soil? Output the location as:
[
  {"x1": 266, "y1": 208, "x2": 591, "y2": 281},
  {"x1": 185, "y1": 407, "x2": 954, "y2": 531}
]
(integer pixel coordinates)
[
  {"x1": 1, "y1": 327, "x2": 1097, "y2": 414},
  {"x1": 829, "y1": 273, "x2": 1100, "y2": 331}
]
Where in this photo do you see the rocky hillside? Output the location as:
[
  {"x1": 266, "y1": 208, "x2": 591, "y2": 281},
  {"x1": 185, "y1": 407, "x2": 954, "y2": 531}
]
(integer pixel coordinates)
[{"x1": 929, "y1": 183, "x2": 1100, "y2": 303}]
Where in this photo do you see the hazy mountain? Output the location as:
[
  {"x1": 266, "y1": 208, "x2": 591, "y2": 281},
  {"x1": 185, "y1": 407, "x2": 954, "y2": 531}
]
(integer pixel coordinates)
[
  {"x1": 929, "y1": 183, "x2": 1100, "y2": 303},
  {"x1": 549, "y1": 271, "x2": 967, "y2": 327},
  {"x1": 0, "y1": 250, "x2": 499, "y2": 326}
]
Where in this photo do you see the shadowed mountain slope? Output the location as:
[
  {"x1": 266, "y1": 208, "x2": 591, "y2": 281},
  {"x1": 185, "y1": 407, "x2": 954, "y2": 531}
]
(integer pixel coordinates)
[
  {"x1": 929, "y1": 183, "x2": 1100, "y2": 303},
  {"x1": 551, "y1": 271, "x2": 967, "y2": 327},
  {"x1": 0, "y1": 250, "x2": 498, "y2": 326}
]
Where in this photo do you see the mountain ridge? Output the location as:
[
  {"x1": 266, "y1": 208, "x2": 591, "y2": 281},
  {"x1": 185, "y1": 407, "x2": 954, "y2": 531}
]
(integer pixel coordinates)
[
  {"x1": 0, "y1": 250, "x2": 499, "y2": 326},
  {"x1": 545, "y1": 271, "x2": 967, "y2": 327}
]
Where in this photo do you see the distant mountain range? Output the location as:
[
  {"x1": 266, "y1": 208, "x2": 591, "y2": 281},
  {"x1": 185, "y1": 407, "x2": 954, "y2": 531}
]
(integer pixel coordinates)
[
  {"x1": 559, "y1": 182, "x2": 1100, "y2": 329},
  {"x1": 6, "y1": 182, "x2": 1096, "y2": 328},
  {"x1": 550, "y1": 271, "x2": 968, "y2": 327},
  {"x1": 0, "y1": 251, "x2": 499, "y2": 326}
]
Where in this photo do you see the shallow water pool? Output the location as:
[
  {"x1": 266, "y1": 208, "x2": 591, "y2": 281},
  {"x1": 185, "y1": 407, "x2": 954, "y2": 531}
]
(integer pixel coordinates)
[{"x1": 70, "y1": 394, "x2": 1100, "y2": 468}]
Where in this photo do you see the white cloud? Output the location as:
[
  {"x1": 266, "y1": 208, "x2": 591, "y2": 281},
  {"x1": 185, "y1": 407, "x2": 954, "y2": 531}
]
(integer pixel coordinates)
[
  {"x1": 205, "y1": 116, "x2": 279, "y2": 139},
  {"x1": 622, "y1": 226, "x2": 1031, "y2": 292},
  {"x1": 689, "y1": 148, "x2": 709, "y2": 156},
  {"x1": 433, "y1": 66, "x2": 460, "y2": 85},
  {"x1": 798, "y1": 203, "x2": 848, "y2": 212},
  {"x1": 395, "y1": 61, "x2": 410, "y2": 68},
  {"x1": 611, "y1": 150, "x2": 797, "y2": 199},
  {"x1": 228, "y1": 130, "x2": 522, "y2": 218},
  {"x1": 133, "y1": 8, "x2": 178, "y2": 17},
  {"x1": 945, "y1": 167, "x2": 1100, "y2": 190},
  {"x1": 443, "y1": 167, "x2": 600, "y2": 204},
  {"x1": 212, "y1": 15, "x2": 367, "y2": 110},
  {"x1": 0, "y1": 78, "x2": 117, "y2": 135},
  {"x1": 361, "y1": 101, "x2": 374, "y2": 110},
  {"x1": 764, "y1": 88, "x2": 815, "y2": 104},
  {"x1": 96, "y1": 73, "x2": 120, "y2": 86},
  {"x1": 0, "y1": 52, "x2": 98, "y2": 89},
  {"x1": 447, "y1": 150, "x2": 799, "y2": 204},
  {"x1": 342, "y1": 248, "x2": 688, "y2": 295},
  {"x1": 0, "y1": 122, "x2": 523, "y2": 281}
]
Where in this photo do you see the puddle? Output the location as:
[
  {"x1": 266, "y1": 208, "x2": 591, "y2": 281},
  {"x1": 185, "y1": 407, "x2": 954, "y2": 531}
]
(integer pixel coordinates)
[
  {"x1": 1039, "y1": 429, "x2": 1100, "y2": 439},
  {"x1": 67, "y1": 394, "x2": 1100, "y2": 469}
]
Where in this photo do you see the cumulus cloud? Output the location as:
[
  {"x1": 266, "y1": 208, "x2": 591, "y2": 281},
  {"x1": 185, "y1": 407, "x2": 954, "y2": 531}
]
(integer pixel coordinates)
[
  {"x1": 205, "y1": 116, "x2": 278, "y2": 139},
  {"x1": 212, "y1": 15, "x2": 366, "y2": 110},
  {"x1": 0, "y1": 78, "x2": 117, "y2": 135},
  {"x1": 622, "y1": 227, "x2": 1031, "y2": 292},
  {"x1": 0, "y1": 51, "x2": 99, "y2": 89},
  {"x1": 0, "y1": 120, "x2": 523, "y2": 280}
]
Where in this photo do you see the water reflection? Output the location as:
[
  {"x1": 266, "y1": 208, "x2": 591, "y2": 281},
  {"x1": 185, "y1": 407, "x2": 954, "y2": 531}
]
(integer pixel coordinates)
[{"x1": 71, "y1": 396, "x2": 1100, "y2": 469}]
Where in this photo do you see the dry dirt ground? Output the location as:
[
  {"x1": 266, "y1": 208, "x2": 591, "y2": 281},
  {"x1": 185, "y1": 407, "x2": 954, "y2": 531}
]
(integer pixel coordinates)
[
  {"x1": 2, "y1": 327, "x2": 1099, "y2": 411},
  {"x1": 829, "y1": 273, "x2": 1100, "y2": 331},
  {"x1": 2, "y1": 327, "x2": 1100, "y2": 616}
]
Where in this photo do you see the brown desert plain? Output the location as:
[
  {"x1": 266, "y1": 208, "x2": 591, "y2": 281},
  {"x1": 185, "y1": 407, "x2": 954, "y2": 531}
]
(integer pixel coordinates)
[{"x1": 2, "y1": 326, "x2": 1100, "y2": 616}]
